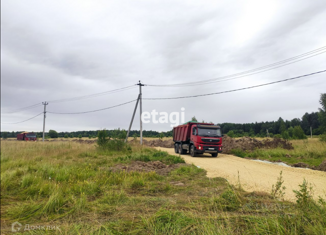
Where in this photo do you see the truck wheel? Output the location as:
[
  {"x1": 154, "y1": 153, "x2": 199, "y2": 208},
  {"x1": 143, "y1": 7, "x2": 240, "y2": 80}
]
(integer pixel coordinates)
[
  {"x1": 179, "y1": 145, "x2": 186, "y2": 154},
  {"x1": 190, "y1": 145, "x2": 196, "y2": 157},
  {"x1": 211, "y1": 153, "x2": 218, "y2": 157},
  {"x1": 174, "y1": 144, "x2": 179, "y2": 153}
]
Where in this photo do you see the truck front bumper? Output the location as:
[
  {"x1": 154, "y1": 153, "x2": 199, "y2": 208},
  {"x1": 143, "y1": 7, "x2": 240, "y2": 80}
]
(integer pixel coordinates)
[{"x1": 195, "y1": 145, "x2": 222, "y2": 154}]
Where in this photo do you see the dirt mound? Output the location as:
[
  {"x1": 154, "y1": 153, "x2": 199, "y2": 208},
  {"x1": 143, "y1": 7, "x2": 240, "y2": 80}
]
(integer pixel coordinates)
[
  {"x1": 315, "y1": 160, "x2": 326, "y2": 172},
  {"x1": 109, "y1": 161, "x2": 188, "y2": 176},
  {"x1": 142, "y1": 139, "x2": 174, "y2": 148},
  {"x1": 292, "y1": 162, "x2": 311, "y2": 168},
  {"x1": 289, "y1": 160, "x2": 326, "y2": 172},
  {"x1": 222, "y1": 136, "x2": 293, "y2": 153},
  {"x1": 140, "y1": 136, "x2": 293, "y2": 153}
]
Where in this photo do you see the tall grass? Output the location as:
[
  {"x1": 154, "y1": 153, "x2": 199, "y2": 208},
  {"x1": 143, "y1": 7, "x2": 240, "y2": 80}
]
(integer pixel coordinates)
[
  {"x1": 1, "y1": 140, "x2": 325, "y2": 234},
  {"x1": 231, "y1": 138, "x2": 326, "y2": 166}
]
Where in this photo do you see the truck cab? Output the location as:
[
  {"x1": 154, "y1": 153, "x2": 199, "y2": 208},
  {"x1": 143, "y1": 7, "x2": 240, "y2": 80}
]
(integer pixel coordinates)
[
  {"x1": 173, "y1": 122, "x2": 223, "y2": 157},
  {"x1": 190, "y1": 124, "x2": 222, "y2": 157}
]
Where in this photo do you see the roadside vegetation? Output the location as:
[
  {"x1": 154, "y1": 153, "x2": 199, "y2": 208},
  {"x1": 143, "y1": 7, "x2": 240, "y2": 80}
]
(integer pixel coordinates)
[
  {"x1": 227, "y1": 94, "x2": 326, "y2": 168},
  {"x1": 1, "y1": 138, "x2": 326, "y2": 234},
  {"x1": 230, "y1": 138, "x2": 326, "y2": 167}
]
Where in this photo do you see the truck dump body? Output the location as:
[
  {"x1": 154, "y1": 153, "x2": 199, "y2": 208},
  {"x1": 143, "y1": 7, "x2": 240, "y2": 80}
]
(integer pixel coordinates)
[
  {"x1": 173, "y1": 122, "x2": 222, "y2": 157},
  {"x1": 173, "y1": 124, "x2": 192, "y2": 142},
  {"x1": 173, "y1": 122, "x2": 213, "y2": 142},
  {"x1": 17, "y1": 132, "x2": 37, "y2": 141}
]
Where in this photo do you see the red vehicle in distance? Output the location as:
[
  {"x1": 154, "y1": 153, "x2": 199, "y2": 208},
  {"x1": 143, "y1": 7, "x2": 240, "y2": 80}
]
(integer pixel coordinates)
[
  {"x1": 17, "y1": 132, "x2": 37, "y2": 141},
  {"x1": 173, "y1": 121, "x2": 223, "y2": 157}
]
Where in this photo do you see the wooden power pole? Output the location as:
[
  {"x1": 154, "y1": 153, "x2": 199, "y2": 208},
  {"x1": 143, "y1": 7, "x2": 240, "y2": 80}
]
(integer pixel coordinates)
[
  {"x1": 42, "y1": 101, "x2": 48, "y2": 142},
  {"x1": 137, "y1": 81, "x2": 144, "y2": 145}
]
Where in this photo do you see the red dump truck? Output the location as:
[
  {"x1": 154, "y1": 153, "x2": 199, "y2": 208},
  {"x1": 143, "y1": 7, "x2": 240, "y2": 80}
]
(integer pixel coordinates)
[
  {"x1": 173, "y1": 121, "x2": 222, "y2": 157},
  {"x1": 17, "y1": 132, "x2": 37, "y2": 141}
]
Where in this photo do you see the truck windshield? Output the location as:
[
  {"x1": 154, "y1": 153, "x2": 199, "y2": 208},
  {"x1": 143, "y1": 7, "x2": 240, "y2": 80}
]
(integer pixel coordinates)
[
  {"x1": 26, "y1": 134, "x2": 36, "y2": 138},
  {"x1": 198, "y1": 128, "x2": 222, "y2": 137}
]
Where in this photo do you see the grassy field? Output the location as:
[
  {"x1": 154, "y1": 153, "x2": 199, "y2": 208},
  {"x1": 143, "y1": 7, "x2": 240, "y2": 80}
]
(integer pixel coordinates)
[
  {"x1": 3, "y1": 136, "x2": 172, "y2": 141},
  {"x1": 1, "y1": 140, "x2": 326, "y2": 234},
  {"x1": 230, "y1": 138, "x2": 326, "y2": 167}
]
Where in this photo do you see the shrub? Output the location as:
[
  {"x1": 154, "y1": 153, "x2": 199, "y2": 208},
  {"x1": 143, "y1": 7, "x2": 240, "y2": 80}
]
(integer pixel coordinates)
[
  {"x1": 319, "y1": 132, "x2": 326, "y2": 142},
  {"x1": 282, "y1": 131, "x2": 290, "y2": 140},
  {"x1": 78, "y1": 134, "x2": 82, "y2": 139},
  {"x1": 48, "y1": 130, "x2": 58, "y2": 138},
  {"x1": 97, "y1": 130, "x2": 108, "y2": 147},
  {"x1": 293, "y1": 179, "x2": 313, "y2": 208},
  {"x1": 293, "y1": 126, "x2": 307, "y2": 139},
  {"x1": 133, "y1": 133, "x2": 137, "y2": 141},
  {"x1": 64, "y1": 134, "x2": 69, "y2": 138},
  {"x1": 274, "y1": 134, "x2": 282, "y2": 139},
  {"x1": 227, "y1": 130, "x2": 235, "y2": 138},
  {"x1": 271, "y1": 171, "x2": 286, "y2": 200},
  {"x1": 97, "y1": 129, "x2": 129, "y2": 152},
  {"x1": 107, "y1": 139, "x2": 127, "y2": 151}
]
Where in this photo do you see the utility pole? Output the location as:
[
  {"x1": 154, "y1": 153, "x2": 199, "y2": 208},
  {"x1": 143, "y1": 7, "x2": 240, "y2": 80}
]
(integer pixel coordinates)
[
  {"x1": 266, "y1": 129, "x2": 270, "y2": 138},
  {"x1": 137, "y1": 81, "x2": 144, "y2": 145},
  {"x1": 42, "y1": 102, "x2": 48, "y2": 142},
  {"x1": 125, "y1": 94, "x2": 140, "y2": 142},
  {"x1": 310, "y1": 126, "x2": 312, "y2": 139}
]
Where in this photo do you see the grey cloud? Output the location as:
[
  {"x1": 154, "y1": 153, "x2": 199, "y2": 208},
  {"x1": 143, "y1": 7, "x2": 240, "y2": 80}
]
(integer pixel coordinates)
[{"x1": 1, "y1": 0, "x2": 326, "y2": 132}]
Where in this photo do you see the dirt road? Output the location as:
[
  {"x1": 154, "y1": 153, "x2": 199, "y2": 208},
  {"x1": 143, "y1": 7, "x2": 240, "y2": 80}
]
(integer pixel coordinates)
[{"x1": 156, "y1": 147, "x2": 326, "y2": 201}]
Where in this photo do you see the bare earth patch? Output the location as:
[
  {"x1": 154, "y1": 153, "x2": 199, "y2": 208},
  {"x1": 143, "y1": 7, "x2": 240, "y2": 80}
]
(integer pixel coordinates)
[{"x1": 155, "y1": 147, "x2": 326, "y2": 202}]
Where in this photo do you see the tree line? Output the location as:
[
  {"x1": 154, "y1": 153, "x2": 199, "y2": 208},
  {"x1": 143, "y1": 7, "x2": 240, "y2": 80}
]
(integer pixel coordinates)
[
  {"x1": 218, "y1": 94, "x2": 326, "y2": 139},
  {"x1": 0, "y1": 129, "x2": 173, "y2": 139},
  {"x1": 2, "y1": 94, "x2": 325, "y2": 140}
]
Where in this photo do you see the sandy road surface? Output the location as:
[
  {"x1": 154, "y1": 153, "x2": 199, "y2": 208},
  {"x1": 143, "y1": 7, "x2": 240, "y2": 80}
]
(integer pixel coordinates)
[{"x1": 156, "y1": 147, "x2": 326, "y2": 201}]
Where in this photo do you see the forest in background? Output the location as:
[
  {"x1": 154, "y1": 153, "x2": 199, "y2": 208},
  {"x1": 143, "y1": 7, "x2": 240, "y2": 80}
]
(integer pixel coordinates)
[{"x1": 2, "y1": 94, "x2": 326, "y2": 140}]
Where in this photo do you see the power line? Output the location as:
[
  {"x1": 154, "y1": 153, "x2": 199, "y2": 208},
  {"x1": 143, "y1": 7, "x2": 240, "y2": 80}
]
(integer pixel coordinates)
[
  {"x1": 146, "y1": 46, "x2": 326, "y2": 87},
  {"x1": 144, "y1": 70, "x2": 326, "y2": 100},
  {"x1": 47, "y1": 99, "x2": 137, "y2": 114},
  {"x1": 4, "y1": 103, "x2": 42, "y2": 114},
  {"x1": 2, "y1": 112, "x2": 44, "y2": 124},
  {"x1": 48, "y1": 85, "x2": 136, "y2": 104},
  {"x1": 3, "y1": 85, "x2": 136, "y2": 115}
]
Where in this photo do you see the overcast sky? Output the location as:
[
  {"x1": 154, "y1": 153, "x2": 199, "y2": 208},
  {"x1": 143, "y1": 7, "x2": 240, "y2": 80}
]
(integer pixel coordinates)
[{"x1": 1, "y1": 0, "x2": 326, "y2": 132}]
